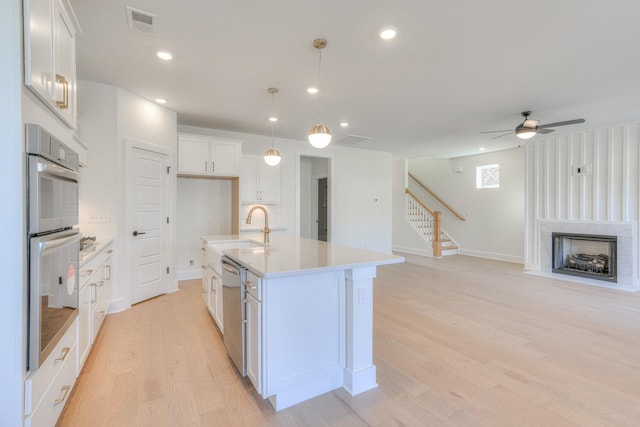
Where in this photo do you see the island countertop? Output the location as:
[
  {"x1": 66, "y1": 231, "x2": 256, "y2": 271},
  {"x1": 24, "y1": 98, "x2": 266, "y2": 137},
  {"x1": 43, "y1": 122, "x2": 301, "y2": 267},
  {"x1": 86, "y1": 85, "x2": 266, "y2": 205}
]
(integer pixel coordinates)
[{"x1": 201, "y1": 233, "x2": 404, "y2": 278}]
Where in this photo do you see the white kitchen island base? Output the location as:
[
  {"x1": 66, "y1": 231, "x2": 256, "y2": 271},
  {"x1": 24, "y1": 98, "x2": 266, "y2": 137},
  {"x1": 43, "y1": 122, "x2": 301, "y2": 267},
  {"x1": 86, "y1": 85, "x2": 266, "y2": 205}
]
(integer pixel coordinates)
[{"x1": 203, "y1": 234, "x2": 403, "y2": 411}]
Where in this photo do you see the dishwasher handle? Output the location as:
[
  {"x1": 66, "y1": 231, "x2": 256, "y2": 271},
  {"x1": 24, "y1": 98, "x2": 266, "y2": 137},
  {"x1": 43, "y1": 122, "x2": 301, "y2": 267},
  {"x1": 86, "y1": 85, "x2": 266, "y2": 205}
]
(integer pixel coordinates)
[{"x1": 221, "y1": 259, "x2": 242, "y2": 276}]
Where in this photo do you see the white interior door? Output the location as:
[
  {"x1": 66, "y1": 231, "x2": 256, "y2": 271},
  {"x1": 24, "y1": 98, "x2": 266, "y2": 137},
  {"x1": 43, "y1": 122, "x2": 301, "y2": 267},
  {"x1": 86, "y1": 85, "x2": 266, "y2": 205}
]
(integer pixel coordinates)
[{"x1": 127, "y1": 143, "x2": 169, "y2": 304}]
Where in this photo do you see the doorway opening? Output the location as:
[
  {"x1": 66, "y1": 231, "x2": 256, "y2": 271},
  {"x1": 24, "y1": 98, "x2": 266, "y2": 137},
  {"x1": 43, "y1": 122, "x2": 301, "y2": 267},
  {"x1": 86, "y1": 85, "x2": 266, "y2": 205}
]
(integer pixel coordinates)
[{"x1": 300, "y1": 156, "x2": 330, "y2": 241}]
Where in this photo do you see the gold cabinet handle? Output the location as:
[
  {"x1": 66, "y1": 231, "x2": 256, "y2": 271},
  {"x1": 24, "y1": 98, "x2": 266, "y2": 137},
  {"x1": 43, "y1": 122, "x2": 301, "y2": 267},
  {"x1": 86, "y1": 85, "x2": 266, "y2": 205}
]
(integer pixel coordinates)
[
  {"x1": 55, "y1": 74, "x2": 69, "y2": 109},
  {"x1": 54, "y1": 347, "x2": 70, "y2": 363},
  {"x1": 204, "y1": 161, "x2": 207, "y2": 172},
  {"x1": 82, "y1": 269, "x2": 94, "y2": 277},
  {"x1": 54, "y1": 385, "x2": 71, "y2": 405},
  {"x1": 98, "y1": 310, "x2": 106, "y2": 317},
  {"x1": 246, "y1": 281, "x2": 257, "y2": 290}
]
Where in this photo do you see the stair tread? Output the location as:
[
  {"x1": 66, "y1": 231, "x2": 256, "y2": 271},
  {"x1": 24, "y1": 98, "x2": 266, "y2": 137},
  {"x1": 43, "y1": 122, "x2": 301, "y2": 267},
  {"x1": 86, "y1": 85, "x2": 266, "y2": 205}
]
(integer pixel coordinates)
[{"x1": 441, "y1": 245, "x2": 458, "y2": 250}]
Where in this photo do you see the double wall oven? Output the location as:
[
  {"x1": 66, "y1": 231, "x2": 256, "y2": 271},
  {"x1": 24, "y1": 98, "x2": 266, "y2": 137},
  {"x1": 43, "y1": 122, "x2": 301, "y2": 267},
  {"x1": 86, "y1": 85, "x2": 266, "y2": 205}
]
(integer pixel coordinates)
[{"x1": 26, "y1": 124, "x2": 81, "y2": 371}]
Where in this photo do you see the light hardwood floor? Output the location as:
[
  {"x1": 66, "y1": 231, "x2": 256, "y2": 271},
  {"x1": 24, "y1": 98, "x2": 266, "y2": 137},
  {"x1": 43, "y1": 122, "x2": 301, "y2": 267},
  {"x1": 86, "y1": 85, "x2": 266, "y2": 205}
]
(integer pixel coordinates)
[{"x1": 59, "y1": 254, "x2": 640, "y2": 426}]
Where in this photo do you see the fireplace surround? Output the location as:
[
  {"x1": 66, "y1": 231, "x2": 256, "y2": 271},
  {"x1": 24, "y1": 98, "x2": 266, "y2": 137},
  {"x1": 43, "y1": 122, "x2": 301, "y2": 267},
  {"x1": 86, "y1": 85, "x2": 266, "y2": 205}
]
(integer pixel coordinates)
[{"x1": 538, "y1": 220, "x2": 637, "y2": 289}]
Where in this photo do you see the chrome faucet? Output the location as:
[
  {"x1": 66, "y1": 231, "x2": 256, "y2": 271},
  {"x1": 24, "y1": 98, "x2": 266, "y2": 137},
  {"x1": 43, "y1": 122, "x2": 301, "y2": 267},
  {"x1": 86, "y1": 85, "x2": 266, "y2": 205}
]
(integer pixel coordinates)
[{"x1": 246, "y1": 205, "x2": 270, "y2": 245}]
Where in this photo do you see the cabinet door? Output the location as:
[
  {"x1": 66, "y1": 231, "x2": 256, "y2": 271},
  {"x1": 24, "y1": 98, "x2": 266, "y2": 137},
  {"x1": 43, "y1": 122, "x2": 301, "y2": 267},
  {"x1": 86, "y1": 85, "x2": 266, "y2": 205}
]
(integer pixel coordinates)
[
  {"x1": 211, "y1": 141, "x2": 239, "y2": 176},
  {"x1": 207, "y1": 268, "x2": 216, "y2": 317},
  {"x1": 214, "y1": 271, "x2": 223, "y2": 331},
  {"x1": 246, "y1": 292, "x2": 261, "y2": 393},
  {"x1": 24, "y1": 0, "x2": 54, "y2": 103},
  {"x1": 240, "y1": 155, "x2": 260, "y2": 202},
  {"x1": 201, "y1": 265, "x2": 209, "y2": 304},
  {"x1": 258, "y1": 161, "x2": 280, "y2": 204},
  {"x1": 52, "y1": 0, "x2": 77, "y2": 128},
  {"x1": 179, "y1": 135, "x2": 211, "y2": 175},
  {"x1": 77, "y1": 283, "x2": 92, "y2": 372}
]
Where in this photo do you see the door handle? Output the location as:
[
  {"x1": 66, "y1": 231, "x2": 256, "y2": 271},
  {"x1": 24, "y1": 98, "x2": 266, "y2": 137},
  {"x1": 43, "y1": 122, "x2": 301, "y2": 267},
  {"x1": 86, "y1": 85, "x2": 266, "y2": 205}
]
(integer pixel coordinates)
[{"x1": 132, "y1": 231, "x2": 146, "y2": 236}]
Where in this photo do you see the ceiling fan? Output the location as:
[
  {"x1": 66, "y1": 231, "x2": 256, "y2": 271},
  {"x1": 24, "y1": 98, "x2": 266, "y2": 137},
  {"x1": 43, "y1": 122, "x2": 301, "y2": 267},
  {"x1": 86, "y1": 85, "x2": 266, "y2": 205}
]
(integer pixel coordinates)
[{"x1": 481, "y1": 111, "x2": 585, "y2": 140}]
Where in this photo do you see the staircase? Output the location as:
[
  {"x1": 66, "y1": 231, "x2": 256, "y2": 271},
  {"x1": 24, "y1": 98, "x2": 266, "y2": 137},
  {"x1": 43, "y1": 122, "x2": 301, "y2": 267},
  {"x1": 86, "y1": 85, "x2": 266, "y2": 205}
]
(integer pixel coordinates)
[{"x1": 406, "y1": 189, "x2": 459, "y2": 257}]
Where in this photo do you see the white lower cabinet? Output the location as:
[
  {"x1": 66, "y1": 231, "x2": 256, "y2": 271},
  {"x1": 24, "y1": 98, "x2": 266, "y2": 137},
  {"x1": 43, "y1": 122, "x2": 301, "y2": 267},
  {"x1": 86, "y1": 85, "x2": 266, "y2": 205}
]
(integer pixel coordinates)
[
  {"x1": 77, "y1": 242, "x2": 112, "y2": 374},
  {"x1": 246, "y1": 292, "x2": 261, "y2": 393},
  {"x1": 245, "y1": 271, "x2": 262, "y2": 393},
  {"x1": 24, "y1": 318, "x2": 77, "y2": 427},
  {"x1": 207, "y1": 268, "x2": 223, "y2": 332}
]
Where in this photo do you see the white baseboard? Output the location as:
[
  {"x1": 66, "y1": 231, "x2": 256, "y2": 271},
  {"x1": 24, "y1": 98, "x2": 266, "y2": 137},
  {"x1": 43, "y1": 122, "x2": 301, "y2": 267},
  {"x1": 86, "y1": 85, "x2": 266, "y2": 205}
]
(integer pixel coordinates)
[
  {"x1": 458, "y1": 248, "x2": 524, "y2": 264},
  {"x1": 392, "y1": 245, "x2": 432, "y2": 257},
  {"x1": 177, "y1": 270, "x2": 202, "y2": 281}
]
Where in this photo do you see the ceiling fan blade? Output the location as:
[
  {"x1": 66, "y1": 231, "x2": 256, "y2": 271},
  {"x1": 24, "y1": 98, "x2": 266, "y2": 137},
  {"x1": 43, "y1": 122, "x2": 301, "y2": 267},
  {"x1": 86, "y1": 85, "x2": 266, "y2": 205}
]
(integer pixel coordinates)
[
  {"x1": 538, "y1": 118, "x2": 585, "y2": 128},
  {"x1": 480, "y1": 130, "x2": 512, "y2": 134},
  {"x1": 537, "y1": 128, "x2": 555, "y2": 135},
  {"x1": 491, "y1": 132, "x2": 514, "y2": 140}
]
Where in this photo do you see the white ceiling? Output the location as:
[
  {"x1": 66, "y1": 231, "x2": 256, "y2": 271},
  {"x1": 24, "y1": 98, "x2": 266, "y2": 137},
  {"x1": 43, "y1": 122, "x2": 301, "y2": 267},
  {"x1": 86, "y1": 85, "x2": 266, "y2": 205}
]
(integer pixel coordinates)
[{"x1": 70, "y1": 0, "x2": 640, "y2": 158}]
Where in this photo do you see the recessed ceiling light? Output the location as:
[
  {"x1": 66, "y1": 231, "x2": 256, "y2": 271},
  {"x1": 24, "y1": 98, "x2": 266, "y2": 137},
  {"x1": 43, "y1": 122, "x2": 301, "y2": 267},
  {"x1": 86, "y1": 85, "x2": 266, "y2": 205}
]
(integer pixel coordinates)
[
  {"x1": 307, "y1": 87, "x2": 318, "y2": 94},
  {"x1": 380, "y1": 27, "x2": 397, "y2": 40},
  {"x1": 157, "y1": 51, "x2": 172, "y2": 60},
  {"x1": 340, "y1": 122, "x2": 349, "y2": 127},
  {"x1": 479, "y1": 147, "x2": 486, "y2": 151},
  {"x1": 269, "y1": 116, "x2": 278, "y2": 122},
  {"x1": 155, "y1": 98, "x2": 167, "y2": 104}
]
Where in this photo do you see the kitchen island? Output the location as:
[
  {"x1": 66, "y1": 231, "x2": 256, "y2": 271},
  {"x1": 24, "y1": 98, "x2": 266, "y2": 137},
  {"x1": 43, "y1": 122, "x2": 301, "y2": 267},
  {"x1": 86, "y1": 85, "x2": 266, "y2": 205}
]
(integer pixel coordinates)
[{"x1": 201, "y1": 234, "x2": 404, "y2": 410}]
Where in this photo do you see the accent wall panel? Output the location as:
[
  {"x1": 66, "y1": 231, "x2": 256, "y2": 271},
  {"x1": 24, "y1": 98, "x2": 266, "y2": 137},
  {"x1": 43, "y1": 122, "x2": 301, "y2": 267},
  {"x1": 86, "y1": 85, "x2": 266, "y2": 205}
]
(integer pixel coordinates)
[{"x1": 524, "y1": 120, "x2": 640, "y2": 271}]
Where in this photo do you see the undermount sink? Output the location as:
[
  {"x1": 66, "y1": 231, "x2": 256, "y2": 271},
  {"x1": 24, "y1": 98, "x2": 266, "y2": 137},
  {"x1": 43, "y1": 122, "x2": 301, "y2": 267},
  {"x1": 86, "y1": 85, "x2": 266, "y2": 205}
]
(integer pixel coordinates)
[{"x1": 210, "y1": 240, "x2": 264, "y2": 252}]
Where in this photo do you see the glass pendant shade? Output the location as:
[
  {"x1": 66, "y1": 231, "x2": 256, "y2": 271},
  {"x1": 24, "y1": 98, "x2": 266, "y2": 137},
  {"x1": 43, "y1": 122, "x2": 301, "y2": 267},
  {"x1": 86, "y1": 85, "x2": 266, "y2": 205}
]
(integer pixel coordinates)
[
  {"x1": 264, "y1": 147, "x2": 281, "y2": 166},
  {"x1": 308, "y1": 124, "x2": 332, "y2": 148},
  {"x1": 516, "y1": 127, "x2": 536, "y2": 140}
]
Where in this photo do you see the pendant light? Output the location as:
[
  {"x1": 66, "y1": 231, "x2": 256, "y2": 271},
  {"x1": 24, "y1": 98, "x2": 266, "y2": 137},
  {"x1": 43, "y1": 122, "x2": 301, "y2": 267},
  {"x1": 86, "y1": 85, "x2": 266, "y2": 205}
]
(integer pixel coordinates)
[
  {"x1": 264, "y1": 87, "x2": 282, "y2": 166},
  {"x1": 308, "y1": 38, "x2": 331, "y2": 149}
]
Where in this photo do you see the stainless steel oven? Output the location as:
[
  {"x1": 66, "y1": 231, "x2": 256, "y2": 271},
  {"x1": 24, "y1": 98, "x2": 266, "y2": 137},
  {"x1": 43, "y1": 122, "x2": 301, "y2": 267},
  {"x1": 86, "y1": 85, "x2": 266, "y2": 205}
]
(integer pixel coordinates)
[
  {"x1": 26, "y1": 124, "x2": 80, "y2": 371},
  {"x1": 29, "y1": 229, "x2": 80, "y2": 369}
]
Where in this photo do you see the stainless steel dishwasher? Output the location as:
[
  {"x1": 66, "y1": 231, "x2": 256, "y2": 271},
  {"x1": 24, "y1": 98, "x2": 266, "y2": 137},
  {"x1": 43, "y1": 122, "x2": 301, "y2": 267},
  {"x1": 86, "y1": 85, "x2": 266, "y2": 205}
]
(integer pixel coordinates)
[{"x1": 221, "y1": 255, "x2": 246, "y2": 376}]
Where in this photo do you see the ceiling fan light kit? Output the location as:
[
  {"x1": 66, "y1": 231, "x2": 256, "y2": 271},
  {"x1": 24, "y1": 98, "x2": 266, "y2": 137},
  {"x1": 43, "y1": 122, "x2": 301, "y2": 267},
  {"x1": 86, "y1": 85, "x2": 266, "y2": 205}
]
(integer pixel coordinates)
[
  {"x1": 483, "y1": 111, "x2": 586, "y2": 141},
  {"x1": 308, "y1": 38, "x2": 331, "y2": 148}
]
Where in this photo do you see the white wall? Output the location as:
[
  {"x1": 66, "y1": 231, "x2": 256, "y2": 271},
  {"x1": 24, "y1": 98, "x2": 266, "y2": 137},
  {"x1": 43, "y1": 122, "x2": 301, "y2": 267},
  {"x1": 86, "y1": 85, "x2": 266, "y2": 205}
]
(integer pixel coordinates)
[
  {"x1": 525, "y1": 121, "x2": 640, "y2": 283},
  {"x1": 176, "y1": 177, "x2": 232, "y2": 278},
  {"x1": 400, "y1": 147, "x2": 525, "y2": 262},
  {"x1": 177, "y1": 125, "x2": 394, "y2": 253},
  {"x1": 78, "y1": 81, "x2": 177, "y2": 312},
  {"x1": 1, "y1": 0, "x2": 25, "y2": 424}
]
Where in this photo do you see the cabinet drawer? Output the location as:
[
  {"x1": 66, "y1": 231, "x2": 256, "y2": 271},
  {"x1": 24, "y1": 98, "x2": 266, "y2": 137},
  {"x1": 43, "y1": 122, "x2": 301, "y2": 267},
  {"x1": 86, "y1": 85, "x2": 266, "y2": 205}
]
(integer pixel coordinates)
[
  {"x1": 25, "y1": 318, "x2": 77, "y2": 415},
  {"x1": 92, "y1": 296, "x2": 109, "y2": 341},
  {"x1": 246, "y1": 271, "x2": 261, "y2": 300},
  {"x1": 25, "y1": 344, "x2": 77, "y2": 427}
]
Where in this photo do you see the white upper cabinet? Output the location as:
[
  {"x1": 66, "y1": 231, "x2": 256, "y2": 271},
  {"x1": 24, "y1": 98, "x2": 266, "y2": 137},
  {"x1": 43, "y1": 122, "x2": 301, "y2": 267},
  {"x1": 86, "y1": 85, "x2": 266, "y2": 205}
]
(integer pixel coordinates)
[
  {"x1": 178, "y1": 133, "x2": 242, "y2": 177},
  {"x1": 240, "y1": 154, "x2": 280, "y2": 204},
  {"x1": 24, "y1": 0, "x2": 80, "y2": 129}
]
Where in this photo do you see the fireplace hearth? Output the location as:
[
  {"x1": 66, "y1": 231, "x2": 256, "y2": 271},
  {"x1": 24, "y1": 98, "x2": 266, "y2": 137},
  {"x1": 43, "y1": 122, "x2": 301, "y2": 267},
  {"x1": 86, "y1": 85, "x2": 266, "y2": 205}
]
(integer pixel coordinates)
[{"x1": 552, "y1": 233, "x2": 617, "y2": 283}]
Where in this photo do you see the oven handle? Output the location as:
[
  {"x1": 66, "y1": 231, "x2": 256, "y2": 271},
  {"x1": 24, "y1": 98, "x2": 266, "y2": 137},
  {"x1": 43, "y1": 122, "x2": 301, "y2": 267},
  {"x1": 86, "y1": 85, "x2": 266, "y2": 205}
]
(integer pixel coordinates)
[
  {"x1": 39, "y1": 232, "x2": 81, "y2": 253},
  {"x1": 37, "y1": 157, "x2": 79, "y2": 183}
]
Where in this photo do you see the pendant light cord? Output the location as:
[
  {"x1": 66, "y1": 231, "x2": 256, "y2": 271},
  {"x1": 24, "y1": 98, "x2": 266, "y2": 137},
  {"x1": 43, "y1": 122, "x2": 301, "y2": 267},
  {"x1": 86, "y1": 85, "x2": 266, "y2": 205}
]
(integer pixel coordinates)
[{"x1": 317, "y1": 47, "x2": 323, "y2": 122}]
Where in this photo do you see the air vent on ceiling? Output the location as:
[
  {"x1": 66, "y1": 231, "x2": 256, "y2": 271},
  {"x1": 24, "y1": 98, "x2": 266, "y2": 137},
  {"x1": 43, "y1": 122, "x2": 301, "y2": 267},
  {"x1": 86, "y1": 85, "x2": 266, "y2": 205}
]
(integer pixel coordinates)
[
  {"x1": 334, "y1": 135, "x2": 372, "y2": 145},
  {"x1": 126, "y1": 6, "x2": 157, "y2": 34}
]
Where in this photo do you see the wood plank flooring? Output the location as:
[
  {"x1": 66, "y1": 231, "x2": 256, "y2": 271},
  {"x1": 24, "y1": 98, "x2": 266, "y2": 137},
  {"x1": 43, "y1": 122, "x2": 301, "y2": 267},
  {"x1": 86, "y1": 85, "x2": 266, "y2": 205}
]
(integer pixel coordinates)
[{"x1": 58, "y1": 254, "x2": 640, "y2": 426}]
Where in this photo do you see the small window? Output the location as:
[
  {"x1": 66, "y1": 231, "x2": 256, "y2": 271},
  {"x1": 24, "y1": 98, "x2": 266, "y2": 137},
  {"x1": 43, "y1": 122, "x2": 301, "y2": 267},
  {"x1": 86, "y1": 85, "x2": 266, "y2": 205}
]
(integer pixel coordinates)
[{"x1": 476, "y1": 164, "x2": 499, "y2": 189}]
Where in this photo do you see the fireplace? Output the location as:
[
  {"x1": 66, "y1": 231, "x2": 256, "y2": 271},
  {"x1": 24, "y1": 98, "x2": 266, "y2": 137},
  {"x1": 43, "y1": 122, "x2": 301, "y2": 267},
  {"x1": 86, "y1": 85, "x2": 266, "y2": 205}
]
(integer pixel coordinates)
[{"x1": 552, "y1": 233, "x2": 617, "y2": 283}]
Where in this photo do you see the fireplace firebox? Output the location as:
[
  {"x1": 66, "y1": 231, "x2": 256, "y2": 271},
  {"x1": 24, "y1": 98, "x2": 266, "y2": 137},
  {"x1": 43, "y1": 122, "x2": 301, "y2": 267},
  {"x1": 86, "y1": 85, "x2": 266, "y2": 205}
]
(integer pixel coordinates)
[{"x1": 552, "y1": 233, "x2": 617, "y2": 283}]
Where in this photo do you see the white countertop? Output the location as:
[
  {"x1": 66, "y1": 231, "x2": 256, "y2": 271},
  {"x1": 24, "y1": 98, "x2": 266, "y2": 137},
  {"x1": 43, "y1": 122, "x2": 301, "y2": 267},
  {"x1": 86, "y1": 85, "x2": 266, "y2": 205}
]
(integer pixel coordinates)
[
  {"x1": 201, "y1": 234, "x2": 404, "y2": 278},
  {"x1": 79, "y1": 237, "x2": 113, "y2": 266}
]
